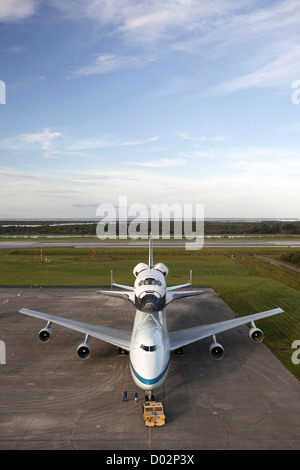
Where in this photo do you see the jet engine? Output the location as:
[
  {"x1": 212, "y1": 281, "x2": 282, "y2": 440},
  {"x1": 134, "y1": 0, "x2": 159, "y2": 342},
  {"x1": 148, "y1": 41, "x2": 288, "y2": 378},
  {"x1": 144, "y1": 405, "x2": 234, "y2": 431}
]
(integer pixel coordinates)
[
  {"x1": 133, "y1": 263, "x2": 149, "y2": 277},
  {"x1": 77, "y1": 342, "x2": 92, "y2": 360},
  {"x1": 153, "y1": 263, "x2": 168, "y2": 277},
  {"x1": 209, "y1": 341, "x2": 225, "y2": 360},
  {"x1": 38, "y1": 326, "x2": 52, "y2": 343},
  {"x1": 249, "y1": 325, "x2": 264, "y2": 343}
]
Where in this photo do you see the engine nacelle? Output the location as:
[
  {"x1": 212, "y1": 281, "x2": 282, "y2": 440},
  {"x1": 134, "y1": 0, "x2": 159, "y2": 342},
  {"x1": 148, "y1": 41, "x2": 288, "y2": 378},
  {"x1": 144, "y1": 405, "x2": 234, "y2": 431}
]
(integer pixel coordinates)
[
  {"x1": 133, "y1": 263, "x2": 149, "y2": 277},
  {"x1": 249, "y1": 327, "x2": 264, "y2": 343},
  {"x1": 153, "y1": 263, "x2": 168, "y2": 277},
  {"x1": 209, "y1": 342, "x2": 225, "y2": 360},
  {"x1": 38, "y1": 327, "x2": 52, "y2": 343},
  {"x1": 77, "y1": 342, "x2": 92, "y2": 360}
]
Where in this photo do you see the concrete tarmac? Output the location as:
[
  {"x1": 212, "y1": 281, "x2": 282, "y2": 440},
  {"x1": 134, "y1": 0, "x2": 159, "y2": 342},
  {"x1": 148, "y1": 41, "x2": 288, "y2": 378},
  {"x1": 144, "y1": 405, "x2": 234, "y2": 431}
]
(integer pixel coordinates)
[{"x1": 0, "y1": 287, "x2": 299, "y2": 450}]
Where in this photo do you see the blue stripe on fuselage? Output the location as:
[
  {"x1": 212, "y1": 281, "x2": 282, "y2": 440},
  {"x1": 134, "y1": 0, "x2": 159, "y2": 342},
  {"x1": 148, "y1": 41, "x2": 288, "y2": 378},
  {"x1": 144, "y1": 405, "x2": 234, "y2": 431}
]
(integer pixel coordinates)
[{"x1": 129, "y1": 358, "x2": 170, "y2": 386}]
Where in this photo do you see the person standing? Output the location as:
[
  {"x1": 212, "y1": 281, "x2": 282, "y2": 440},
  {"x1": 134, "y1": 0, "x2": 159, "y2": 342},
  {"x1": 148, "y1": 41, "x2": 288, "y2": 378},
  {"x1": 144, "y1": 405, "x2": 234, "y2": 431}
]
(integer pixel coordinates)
[
  {"x1": 134, "y1": 391, "x2": 138, "y2": 403},
  {"x1": 122, "y1": 389, "x2": 128, "y2": 402}
]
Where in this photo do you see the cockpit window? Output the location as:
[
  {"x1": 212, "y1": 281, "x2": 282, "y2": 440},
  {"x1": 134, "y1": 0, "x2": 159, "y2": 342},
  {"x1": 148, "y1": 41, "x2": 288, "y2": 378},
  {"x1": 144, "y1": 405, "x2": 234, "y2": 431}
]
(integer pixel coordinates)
[
  {"x1": 140, "y1": 344, "x2": 157, "y2": 352},
  {"x1": 139, "y1": 278, "x2": 162, "y2": 287}
]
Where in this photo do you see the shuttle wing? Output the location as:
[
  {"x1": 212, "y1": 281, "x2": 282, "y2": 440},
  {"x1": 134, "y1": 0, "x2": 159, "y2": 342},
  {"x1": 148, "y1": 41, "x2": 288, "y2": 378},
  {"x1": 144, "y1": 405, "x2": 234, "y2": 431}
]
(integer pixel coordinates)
[
  {"x1": 166, "y1": 289, "x2": 206, "y2": 305},
  {"x1": 96, "y1": 289, "x2": 135, "y2": 304},
  {"x1": 97, "y1": 281, "x2": 135, "y2": 305},
  {"x1": 19, "y1": 308, "x2": 132, "y2": 351},
  {"x1": 169, "y1": 307, "x2": 283, "y2": 351}
]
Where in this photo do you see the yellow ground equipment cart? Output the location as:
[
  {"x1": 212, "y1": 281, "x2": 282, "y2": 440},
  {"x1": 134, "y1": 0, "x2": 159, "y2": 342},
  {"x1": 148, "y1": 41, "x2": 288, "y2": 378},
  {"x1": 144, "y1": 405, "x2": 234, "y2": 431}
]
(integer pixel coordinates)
[{"x1": 142, "y1": 401, "x2": 165, "y2": 426}]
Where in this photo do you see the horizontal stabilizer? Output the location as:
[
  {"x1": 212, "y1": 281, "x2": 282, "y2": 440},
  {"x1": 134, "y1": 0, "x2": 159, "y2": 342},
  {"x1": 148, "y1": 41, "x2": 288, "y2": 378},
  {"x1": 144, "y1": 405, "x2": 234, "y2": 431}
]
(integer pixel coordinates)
[
  {"x1": 166, "y1": 270, "x2": 193, "y2": 292},
  {"x1": 111, "y1": 282, "x2": 134, "y2": 291}
]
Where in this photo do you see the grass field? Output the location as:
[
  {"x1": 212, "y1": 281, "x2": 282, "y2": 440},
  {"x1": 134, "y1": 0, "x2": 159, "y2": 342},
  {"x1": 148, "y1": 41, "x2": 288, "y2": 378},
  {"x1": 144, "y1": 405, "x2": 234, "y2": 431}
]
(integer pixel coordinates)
[{"x1": 1, "y1": 245, "x2": 300, "y2": 380}]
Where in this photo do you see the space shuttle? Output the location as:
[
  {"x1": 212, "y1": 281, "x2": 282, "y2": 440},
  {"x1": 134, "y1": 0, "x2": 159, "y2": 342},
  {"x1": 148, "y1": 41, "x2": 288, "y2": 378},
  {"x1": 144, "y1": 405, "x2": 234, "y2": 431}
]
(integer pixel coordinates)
[{"x1": 97, "y1": 234, "x2": 206, "y2": 312}]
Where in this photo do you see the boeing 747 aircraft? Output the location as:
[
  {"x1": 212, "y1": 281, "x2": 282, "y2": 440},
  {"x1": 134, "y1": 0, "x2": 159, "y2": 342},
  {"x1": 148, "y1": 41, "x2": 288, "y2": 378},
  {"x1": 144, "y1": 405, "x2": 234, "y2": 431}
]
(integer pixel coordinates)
[{"x1": 19, "y1": 236, "x2": 283, "y2": 400}]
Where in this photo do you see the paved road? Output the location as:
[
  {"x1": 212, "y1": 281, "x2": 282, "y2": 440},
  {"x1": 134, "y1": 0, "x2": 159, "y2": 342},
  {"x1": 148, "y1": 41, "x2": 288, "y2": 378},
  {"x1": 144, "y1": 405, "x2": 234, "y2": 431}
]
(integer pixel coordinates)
[
  {"x1": 1, "y1": 238, "x2": 300, "y2": 249},
  {"x1": 254, "y1": 255, "x2": 300, "y2": 273}
]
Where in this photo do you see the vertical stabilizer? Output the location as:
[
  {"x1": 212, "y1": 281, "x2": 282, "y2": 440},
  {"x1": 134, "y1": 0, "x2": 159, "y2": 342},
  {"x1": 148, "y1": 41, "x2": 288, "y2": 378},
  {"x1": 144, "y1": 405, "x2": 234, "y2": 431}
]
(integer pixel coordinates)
[{"x1": 149, "y1": 233, "x2": 153, "y2": 268}]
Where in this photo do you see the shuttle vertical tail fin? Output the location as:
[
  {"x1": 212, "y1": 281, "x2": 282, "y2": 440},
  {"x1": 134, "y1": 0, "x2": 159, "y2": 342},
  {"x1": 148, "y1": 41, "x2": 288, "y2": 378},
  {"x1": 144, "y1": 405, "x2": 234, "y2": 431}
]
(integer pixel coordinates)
[{"x1": 149, "y1": 232, "x2": 153, "y2": 268}]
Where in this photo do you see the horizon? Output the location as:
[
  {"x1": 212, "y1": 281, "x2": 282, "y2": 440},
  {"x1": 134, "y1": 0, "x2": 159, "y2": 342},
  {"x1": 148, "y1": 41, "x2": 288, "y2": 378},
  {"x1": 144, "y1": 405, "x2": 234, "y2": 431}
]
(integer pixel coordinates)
[{"x1": 1, "y1": 217, "x2": 299, "y2": 223}]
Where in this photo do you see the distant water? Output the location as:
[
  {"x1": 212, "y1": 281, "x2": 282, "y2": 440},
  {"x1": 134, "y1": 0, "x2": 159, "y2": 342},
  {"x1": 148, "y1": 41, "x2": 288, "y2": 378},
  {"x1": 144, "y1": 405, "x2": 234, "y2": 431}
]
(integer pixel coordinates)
[{"x1": 0, "y1": 217, "x2": 299, "y2": 226}]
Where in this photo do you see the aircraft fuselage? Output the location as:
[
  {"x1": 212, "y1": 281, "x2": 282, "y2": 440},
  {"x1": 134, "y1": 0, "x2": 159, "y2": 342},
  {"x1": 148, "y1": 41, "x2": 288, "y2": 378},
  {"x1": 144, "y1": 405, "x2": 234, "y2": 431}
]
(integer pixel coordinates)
[{"x1": 129, "y1": 309, "x2": 170, "y2": 394}]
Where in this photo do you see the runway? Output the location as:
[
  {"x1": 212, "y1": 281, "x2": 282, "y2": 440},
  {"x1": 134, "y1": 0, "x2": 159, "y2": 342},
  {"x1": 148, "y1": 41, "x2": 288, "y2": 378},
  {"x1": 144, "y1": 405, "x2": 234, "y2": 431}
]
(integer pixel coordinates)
[
  {"x1": 0, "y1": 287, "x2": 299, "y2": 450},
  {"x1": 1, "y1": 237, "x2": 300, "y2": 250}
]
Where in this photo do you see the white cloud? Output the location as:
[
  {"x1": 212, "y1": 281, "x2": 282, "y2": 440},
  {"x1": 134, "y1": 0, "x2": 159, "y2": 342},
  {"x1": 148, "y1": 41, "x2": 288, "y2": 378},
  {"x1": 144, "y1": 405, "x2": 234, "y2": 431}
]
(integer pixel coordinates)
[
  {"x1": 72, "y1": 52, "x2": 159, "y2": 76},
  {"x1": 128, "y1": 158, "x2": 185, "y2": 168},
  {"x1": 180, "y1": 150, "x2": 215, "y2": 160},
  {"x1": 69, "y1": 135, "x2": 160, "y2": 150},
  {"x1": 43, "y1": 150, "x2": 90, "y2": 159},
  {"x1": 51, "y1": 1, "x2": 227, "y2": 42},
  {"x1": 178, "y1": 131, "x2": 227, "y2": 142},
  {"x1": 227, "y1": 146, "x2": 300, "y2": 163},
  {"x1": 2, "y1": 144, "x2": 300, "y2": 218},
  {"x1": 0, "y1": 167, "x2": 35, "y2": 179},
  {"x1": 0, "y1": 0, "x2": 38, "y2": 22},
  {"x1": 55, "y1": 1, "x2": 300, "y2": 94},
  {"x1": 21, "y1": 128, "x2": 62, "y2": 150},
  {"x1": 0, "y1": 128, "x2": 62, "y2": 152},
  {"x1": 0, "y1": 129, "x2": 160, "y2": 163},
  {"x1": 216, "y1": 43, "x2": 300, "y2": 93}
]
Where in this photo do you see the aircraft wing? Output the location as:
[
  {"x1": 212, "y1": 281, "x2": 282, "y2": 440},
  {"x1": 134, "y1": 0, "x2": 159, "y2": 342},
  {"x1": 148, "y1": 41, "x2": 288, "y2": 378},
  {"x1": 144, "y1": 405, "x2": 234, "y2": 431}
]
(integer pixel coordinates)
[
  {"x1": 19, "y1": 308, "x2": 132, "y2": 351},
  {"x1": 96, "y1": 288, "x2": 135, "y2": 305},
  {"x1": 169, "y1": 307, "x2": 283, "y2": 351},
  {"x1": 166, "y1": 289, "x2": 206, "y2": 305}
]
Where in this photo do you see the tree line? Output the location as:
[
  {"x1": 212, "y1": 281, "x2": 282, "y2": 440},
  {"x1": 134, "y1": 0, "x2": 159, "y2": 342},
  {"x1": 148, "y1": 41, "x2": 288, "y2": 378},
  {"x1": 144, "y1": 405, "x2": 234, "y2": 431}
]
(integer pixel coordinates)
[{"x1": 1, "y1": 220, "x2": 300, "y2": 236}]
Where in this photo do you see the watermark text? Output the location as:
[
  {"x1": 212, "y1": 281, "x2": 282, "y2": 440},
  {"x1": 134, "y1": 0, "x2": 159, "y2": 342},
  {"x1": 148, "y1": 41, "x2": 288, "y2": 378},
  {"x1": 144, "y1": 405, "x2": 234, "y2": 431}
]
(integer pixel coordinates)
[
  {"x1": 0, "y1": 340, "x2": 6, "y2": 364},
  {"x1": 96, "y1": 196, "x2": 204, "y2": 250},
  {"x1": 291, "y1": 340, "x2": 300, "y2": 365},
  {"x1": 0, "y1": 80, "x2": 6, "y2": 105},
  {"x1": 291, "y1": 80, "x2": 300, "y2": 104}
]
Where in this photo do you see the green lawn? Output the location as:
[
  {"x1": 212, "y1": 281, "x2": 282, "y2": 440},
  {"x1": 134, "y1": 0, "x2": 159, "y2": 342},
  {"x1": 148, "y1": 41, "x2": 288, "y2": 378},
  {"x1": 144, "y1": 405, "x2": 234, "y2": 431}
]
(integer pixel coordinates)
[{"x1": 1, "y1": 246, "x2": 300, "y2": 379}]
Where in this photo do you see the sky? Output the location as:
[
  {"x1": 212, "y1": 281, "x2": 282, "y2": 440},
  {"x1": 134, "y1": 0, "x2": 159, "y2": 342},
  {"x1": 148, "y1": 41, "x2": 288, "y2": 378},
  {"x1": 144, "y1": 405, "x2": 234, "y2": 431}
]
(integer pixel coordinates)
[{"x1": 1, "y1": 0, "x2": 300, "y2": 219}]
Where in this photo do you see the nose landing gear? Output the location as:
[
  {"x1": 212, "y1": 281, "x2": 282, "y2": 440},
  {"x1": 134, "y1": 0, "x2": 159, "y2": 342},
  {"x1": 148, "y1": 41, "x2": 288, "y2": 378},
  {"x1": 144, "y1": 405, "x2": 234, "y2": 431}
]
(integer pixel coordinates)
[{"x1": 145, "y1": 391, "x2": 155, "y2": 401}]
